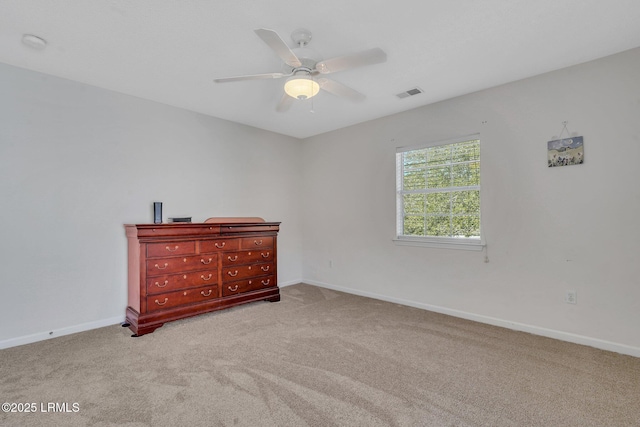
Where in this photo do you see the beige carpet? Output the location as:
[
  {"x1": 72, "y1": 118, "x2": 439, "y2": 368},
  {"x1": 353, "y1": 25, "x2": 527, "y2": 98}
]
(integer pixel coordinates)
[{"x1": 1, "y1": 283, "x2": 639, "y2": 426}]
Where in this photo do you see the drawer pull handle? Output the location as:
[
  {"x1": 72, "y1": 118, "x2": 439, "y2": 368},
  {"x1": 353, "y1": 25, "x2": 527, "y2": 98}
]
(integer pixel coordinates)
[
  {"x1": 228, "y1": 255, "x2": 238, "y2": 262},
  {"x1": 201, "y1": 258, "x2": 213, "y2": 264},
  {"x1": 254, "y1": 239, "x2": 263, "y2": 246},
  {"x1": 227, "y1": 270, "x2": 238, "y2": 277},
  {"x1": 165, "y1": 245, "x2": 179, "y2": 252},
  {"x1": 228, "y1": 285, "x2": 239, "y2": 292},
  {"x1": 261, "y1": 252, "x2": 270, "y2": 258},
  {"x1": 201, "y1": 289, "x2": 213, "y2": 297},
  {"x1": 215, "y1": 242, "x2": 225, "y2": 248},
  {"x1": 155, "y1": 298, "x2": 168, "y2": 306},
  {"x1": 154, "y1": 280, "x2": 169, "y2": 288},
  {"x1": 155, "y1": 263, "x2": 168, "y2": 270},
  {"x1": 261, "y1": 265, "x2": 270, "y2": 272},
  {"x1": 201, "y1": 274, "x2": 213, "y2": 281},
  {"x1": 261, "y1": 279, "x2": 271, "y2": 286}
]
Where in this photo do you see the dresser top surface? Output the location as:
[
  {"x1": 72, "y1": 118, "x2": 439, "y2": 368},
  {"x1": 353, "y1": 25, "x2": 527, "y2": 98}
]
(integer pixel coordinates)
[
  {"x1": 125, "y1": 221, "x2": 280, "y2": 239},
  {"x1": 126, "y1": 222, "x2": 280, "y2": 227}
]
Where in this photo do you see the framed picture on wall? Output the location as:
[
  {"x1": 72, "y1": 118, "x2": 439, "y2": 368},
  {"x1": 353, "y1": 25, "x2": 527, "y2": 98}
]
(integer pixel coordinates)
[{"x1": 548, "y1": 136, "x2": 584, "y2": 167}]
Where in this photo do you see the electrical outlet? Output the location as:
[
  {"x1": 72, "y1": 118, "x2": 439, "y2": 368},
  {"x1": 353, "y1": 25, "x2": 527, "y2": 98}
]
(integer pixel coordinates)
[{"x1": 565, "y1": 290, "x2": 577, "y2": 304}]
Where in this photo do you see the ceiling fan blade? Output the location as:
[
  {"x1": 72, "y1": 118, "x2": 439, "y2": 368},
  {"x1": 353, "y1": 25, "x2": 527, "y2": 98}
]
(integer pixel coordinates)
[
  {"x1": 316, "y1": 48, "x2": 386, "y2": 74},
  {"x1": 318, "y1": 78, "x2": 366, "y2": 102},
  {"x1": 276, "y1": 92, "x2": 294, "y2": 112},
  {"x1": 214, "y1": 72, "x2": 291, "y2": 83},
  {"x1": 254, "y1": 29, "x2": 302, "y2": 68}
]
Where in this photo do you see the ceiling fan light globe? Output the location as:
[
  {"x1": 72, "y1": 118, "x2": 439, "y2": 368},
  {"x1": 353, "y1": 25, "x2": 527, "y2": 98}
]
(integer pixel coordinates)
[{"x1": 284, "y1": 76, "x2": 319, "y2": 100}]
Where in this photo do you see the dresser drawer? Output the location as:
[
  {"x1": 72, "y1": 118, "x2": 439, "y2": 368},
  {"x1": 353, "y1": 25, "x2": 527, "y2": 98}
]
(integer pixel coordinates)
[
  {"x1": 146, "y1": 254, "x2": 217, "y2": 276},
  {"x1": 199, "y1": 238, "x2": 240, "y2": 253},
  {"x1": 222, "y1": 250, "x2": 274, "y2": 266},
  {"x1": 240, "y1": 236, "x2": 273, "y2": 249},
  {"x1": 147, "y1": 270, "x2": 217, "y2": 295},
  {"x1": 135, "y1": 224, "x2": 220, "y2": 237},
  {"x1": 222, "y1": 275, "x2": 276, "y2": 297},
  {"x1": 147, "y1": 286, "x2": 218, "y2": 312},
  {"x1": 147, "y1": 241, "x2": 196, "y2": 258},
  {"x1": 223, "y1": 262, "x2": 274, "y2": 281}
]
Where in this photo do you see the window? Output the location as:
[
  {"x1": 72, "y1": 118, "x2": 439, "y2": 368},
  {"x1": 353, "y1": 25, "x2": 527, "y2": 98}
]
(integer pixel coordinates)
[{"x1": 395, "y1": 135, "x2": 483, "y2": 250}]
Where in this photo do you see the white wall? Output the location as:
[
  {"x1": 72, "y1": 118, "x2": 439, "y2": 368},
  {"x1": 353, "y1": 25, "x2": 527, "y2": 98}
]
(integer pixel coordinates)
[
  {"x1": 301, "y1": 48, "x2": 640, "y2": 356},
  {"x1": 0, "y1": 63, "x2": 303, "y2": 347}
]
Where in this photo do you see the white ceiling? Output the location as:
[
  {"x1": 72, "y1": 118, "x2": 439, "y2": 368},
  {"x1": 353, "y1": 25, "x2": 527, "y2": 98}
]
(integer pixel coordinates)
[{"x1": 2, "y1": 1, "x2": 640, "y2": 139}]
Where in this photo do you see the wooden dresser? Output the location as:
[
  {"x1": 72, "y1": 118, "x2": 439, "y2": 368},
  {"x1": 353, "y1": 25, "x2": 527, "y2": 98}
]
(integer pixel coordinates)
[{"x1": 124, "y1": 218, "x2": 280, "y2": 336}]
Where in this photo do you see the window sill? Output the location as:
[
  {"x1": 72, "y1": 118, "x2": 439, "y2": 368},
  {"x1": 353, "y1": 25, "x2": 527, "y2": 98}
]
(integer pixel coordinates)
[{"x1": 393, "y1": 237, "x2": 485, "y2": 251}]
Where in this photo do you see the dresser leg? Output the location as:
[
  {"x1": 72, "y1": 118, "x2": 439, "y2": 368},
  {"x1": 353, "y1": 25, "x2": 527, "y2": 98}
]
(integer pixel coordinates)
[
  {"x1": 128, "y1": 323, "x2": 163, "y2": 337},
  {"x1": 120, "y1": 322, "x2": 130, "y2": 328},
  {"x1": 265, "y1": 294, "x2": 281, "y2": 303}
]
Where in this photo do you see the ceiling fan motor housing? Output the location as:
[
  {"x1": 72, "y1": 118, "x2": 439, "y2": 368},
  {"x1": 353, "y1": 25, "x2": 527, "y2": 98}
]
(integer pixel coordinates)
[{"x1": 284, "y1": 49, "x2": 321, "y2": 74}]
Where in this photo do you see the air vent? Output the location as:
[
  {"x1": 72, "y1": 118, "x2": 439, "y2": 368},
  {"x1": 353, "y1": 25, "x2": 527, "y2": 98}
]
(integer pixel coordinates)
[{"x1": 396, "y1": 87, "x2": 423, "y2": 99}]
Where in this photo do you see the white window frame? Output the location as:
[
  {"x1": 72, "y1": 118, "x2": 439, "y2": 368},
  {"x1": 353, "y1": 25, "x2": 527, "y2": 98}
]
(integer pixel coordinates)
[{"x1": 394, "y1": 134, "x2": 484, "y2": 251}]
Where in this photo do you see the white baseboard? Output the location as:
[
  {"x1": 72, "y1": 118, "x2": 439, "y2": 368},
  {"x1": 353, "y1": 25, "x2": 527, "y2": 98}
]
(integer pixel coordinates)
[
  {"x1": 0, "y1": 316, "x2": 125, "y2": 350},
  {"x1": 278, "y1": 278, "x2": 302, "y2": 288},
  {"x1": 303, "y1": 279, "x2": 640, "y2": 358},
  {"x1": 7, "y1": 280, "x2": 636, "y2": 358},
  {"x1": 1, "y1": 280, "x2": 303, "y2": 350}
]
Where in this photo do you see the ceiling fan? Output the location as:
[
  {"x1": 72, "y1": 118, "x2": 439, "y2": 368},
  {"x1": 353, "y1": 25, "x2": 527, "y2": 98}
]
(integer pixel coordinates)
[{"x1": 214, "y1": 28, "x2": 387, "y2": 112}]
